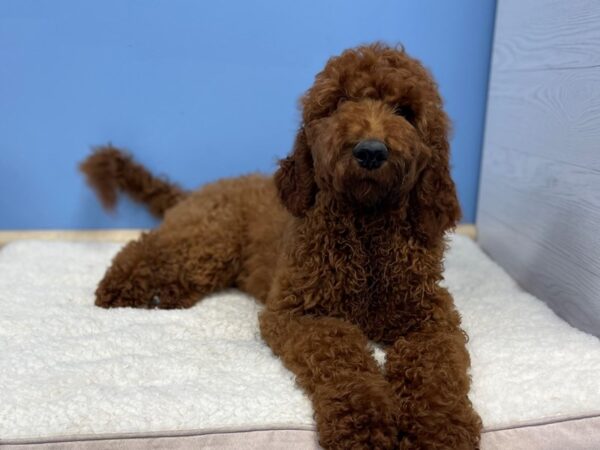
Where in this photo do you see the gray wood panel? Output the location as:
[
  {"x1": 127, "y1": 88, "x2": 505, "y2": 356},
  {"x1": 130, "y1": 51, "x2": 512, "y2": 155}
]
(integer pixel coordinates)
[
  {"x1": 493, "y1": 0, "x2": 600, "y2": 71},
  {"x1": 485, "y1": 69, "x2": 600, "y2": 170},
  {"x1": 478, "y1": 0, "x2": 600, "y2": 336}
]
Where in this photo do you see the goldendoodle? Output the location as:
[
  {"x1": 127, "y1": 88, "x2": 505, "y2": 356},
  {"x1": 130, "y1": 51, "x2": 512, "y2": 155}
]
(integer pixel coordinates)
[{"x1": 81, "y1": 43, "x2": 481, "y2": 449}]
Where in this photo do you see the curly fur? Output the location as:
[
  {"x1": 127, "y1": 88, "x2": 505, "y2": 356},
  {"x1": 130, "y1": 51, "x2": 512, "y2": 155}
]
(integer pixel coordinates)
[
  {"x1": 81, "y1": 43, "x2": 481, "y2": 449},
  {"x1": 80, "y1": 146, "x2": 186, "y2": 218}
]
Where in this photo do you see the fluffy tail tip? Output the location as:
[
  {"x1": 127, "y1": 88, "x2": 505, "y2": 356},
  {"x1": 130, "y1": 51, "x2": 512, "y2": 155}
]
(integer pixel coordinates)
[{"x1": 79, "y1": 145, "x2": 129, "y2": 211}]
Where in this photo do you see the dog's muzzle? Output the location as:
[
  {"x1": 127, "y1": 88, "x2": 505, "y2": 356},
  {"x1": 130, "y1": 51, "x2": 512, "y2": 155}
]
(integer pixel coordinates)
[{"x1": 353, "y1": 139, "x2": 388, "y2": 170}]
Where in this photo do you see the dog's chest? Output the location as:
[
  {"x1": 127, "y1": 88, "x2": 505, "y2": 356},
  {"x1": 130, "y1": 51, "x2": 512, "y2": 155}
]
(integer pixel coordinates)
[{"x1": 302, "y1": 227, "x2": 438, "y2": 342}]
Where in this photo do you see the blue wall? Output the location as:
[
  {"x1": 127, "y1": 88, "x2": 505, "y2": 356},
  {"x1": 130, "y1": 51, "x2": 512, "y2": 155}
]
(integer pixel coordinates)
[{"x1": 0, "y1": 0, "x2": 496, "y2": 229}]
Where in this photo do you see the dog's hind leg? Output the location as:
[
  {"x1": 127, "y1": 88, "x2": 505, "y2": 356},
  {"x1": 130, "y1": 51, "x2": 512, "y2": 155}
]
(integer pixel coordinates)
[{"x1": 94, "y1": 189, "x2": 244, "y2": 309}]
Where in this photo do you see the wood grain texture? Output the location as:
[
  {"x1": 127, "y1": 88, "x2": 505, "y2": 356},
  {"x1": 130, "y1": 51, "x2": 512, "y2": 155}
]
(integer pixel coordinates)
[
  {"x1": 486, "y1": 69, "x2": 600, "y2": 170},
  {"x1": 478, "y1": 0, "x2": 600, "y2": 336},
  {"x1": 493, "y1": 0, "x2": 600, "y2": 71}
]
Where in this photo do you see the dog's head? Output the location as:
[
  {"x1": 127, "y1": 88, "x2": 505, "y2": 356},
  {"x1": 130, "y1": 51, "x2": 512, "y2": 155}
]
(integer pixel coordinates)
[{"x1": 275, "y1": 43, "x2": 460, "y2": 240}]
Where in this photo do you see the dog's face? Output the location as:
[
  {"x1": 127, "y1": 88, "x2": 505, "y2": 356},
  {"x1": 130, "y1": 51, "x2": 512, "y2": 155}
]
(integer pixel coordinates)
[
  {"x1": 306, "y1": 96, "x2": 432, "y2": 209},
  {"x1": 276, "y1": 44, "x2": 460, "y2": 239}
]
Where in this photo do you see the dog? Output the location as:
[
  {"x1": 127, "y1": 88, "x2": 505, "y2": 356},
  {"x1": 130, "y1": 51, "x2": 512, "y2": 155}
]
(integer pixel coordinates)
[{"x1": 81, "y1": 43, "x2": 482, "y2": 449}]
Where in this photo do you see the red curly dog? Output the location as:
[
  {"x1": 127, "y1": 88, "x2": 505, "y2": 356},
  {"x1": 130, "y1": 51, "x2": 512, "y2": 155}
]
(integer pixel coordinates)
[{"x1": 81, "y1": 43, "x2": 481, "y2": 449}]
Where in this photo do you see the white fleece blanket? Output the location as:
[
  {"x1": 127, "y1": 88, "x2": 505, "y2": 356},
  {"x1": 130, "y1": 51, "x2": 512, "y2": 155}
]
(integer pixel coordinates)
[{"x1": 1, "y1": 235, "x2": 599, "y2": 441}]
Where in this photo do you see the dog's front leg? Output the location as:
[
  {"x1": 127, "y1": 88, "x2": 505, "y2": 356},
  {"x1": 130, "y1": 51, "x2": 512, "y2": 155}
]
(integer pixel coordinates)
[
  {"x1": 260, "y1": 308, "x2": 400, "y2": 450},
  {"x1": 384, "y1": 319, "x2": 482, "y2": 450}
]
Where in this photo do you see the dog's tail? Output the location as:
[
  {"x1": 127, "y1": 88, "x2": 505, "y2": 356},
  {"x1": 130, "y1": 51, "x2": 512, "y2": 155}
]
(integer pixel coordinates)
[{"x1": 79, "y1": 145, "x2": 188, "y2": 219}]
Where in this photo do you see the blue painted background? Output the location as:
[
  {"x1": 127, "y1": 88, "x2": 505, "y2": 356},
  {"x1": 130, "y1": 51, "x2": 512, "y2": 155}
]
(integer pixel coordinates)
[{"x1": 0, "y1": 0, "x2": 496, "y2": 229}]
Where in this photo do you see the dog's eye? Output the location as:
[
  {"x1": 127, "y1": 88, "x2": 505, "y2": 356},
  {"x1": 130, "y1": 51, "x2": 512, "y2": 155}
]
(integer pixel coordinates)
[{"x1": 394, "y1": 105, "x2": 416, "y2": 125}]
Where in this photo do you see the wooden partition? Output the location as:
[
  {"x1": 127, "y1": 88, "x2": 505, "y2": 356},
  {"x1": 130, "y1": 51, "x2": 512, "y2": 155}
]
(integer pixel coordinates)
[{"x1": 477, "y1": 0, "x2": 600, "y2": 336}]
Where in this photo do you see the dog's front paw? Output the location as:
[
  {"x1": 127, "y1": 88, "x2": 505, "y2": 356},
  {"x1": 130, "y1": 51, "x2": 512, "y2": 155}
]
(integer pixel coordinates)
[
  {"x1": 315, "y1": 379, "x2": 400, "y2": 450},
  {"x1": 398, "y1": 411, "x2": 481, "y2": 450}
]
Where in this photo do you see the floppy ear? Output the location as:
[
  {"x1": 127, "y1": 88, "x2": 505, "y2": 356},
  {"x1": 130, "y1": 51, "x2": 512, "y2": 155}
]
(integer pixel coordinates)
[
  {"x1": 409, "y1": 119, "x2": 461, "y2": 243},
  {"x1": 274, "y1": 128, "x2": 317, "y2": 217}
]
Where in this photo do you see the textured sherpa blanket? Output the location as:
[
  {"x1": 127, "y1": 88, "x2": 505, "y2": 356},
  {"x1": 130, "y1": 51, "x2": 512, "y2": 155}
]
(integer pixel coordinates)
[{"x1": 1, "y1": 234, "x2": 599, "y2": 444}]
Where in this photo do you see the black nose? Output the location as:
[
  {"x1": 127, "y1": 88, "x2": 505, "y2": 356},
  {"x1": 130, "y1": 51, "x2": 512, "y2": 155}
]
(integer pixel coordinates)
[{"x1": 352, "y1": 139, "x2": 389, "y2": 170}]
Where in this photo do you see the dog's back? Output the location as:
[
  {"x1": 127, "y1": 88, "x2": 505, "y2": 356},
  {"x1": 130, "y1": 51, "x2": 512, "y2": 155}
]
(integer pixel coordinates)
[{"x1": 81, "y1": 147, "x2": 291, "y2": 304}]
